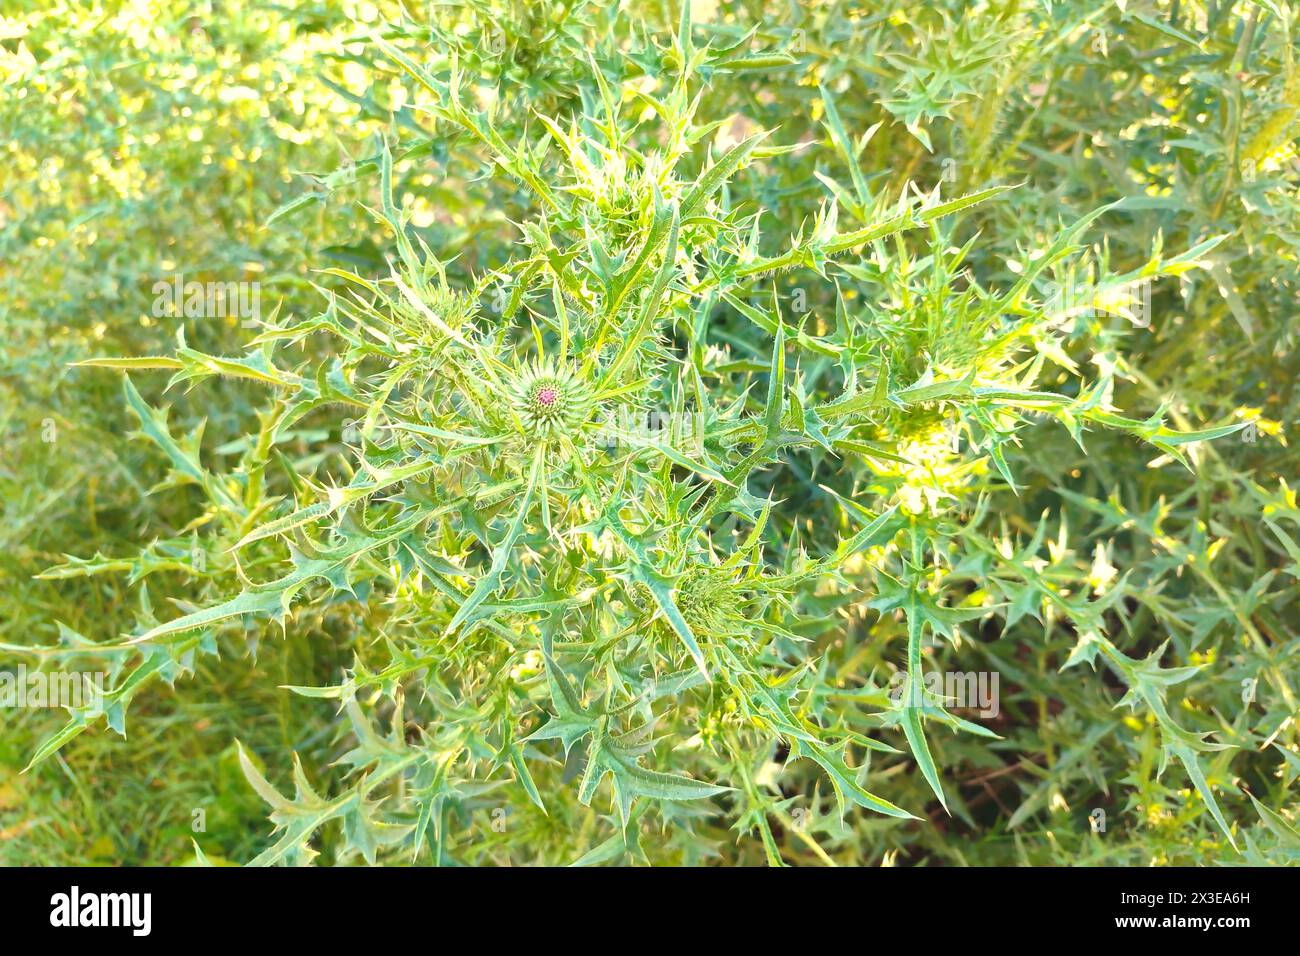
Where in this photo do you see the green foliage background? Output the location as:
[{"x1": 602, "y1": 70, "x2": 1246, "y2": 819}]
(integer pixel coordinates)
[{"x1": 1, "y1": 0, "x2": 1297, "y2": 866}]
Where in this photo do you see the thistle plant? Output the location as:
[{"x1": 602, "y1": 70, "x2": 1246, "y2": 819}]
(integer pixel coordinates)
[{"x1": 9, "y1": 0, "x2": 1298, "y2": 867}]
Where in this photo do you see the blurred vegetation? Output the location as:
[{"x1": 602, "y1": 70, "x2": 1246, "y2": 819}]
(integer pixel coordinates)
[{"x1": 1, "y1": 0, "x2": 1297, "y2": 866}]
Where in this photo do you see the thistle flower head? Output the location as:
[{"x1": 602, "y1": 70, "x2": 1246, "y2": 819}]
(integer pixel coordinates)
[
  {"x1": 631, "y1": 566, "x2": 745, "y2": 637},
  {"x1": 675, "y1": 567, "x2": 742, "y2": 634},
  {"x1": 507, "y1": 360, "x2": 595, "y2": 440}
]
